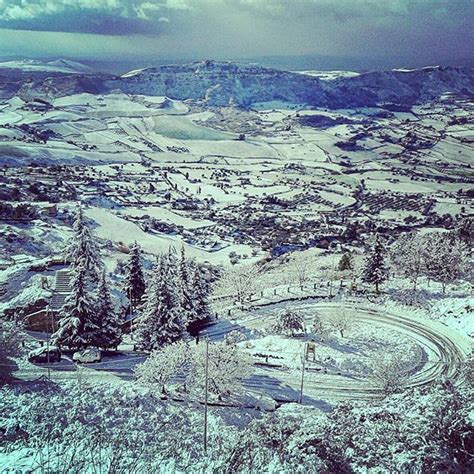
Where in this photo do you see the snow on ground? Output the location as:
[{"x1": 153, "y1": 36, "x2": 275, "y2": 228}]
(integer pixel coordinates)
[
  {"x1": 0, "y1": 265, "x2": 52, "y2": 314},
  {"x1": 430, "y1": 297, "x2": 473, "y2": 336},
  {"x1": 119, "y1": 206, "x2": 215, "y2": 229},
  {"x1": 295, "y1": 70, "x2": 360, "y2": 80},
  {"x1": 85, "y1": 206, "x2": 256, "y2": 266}
]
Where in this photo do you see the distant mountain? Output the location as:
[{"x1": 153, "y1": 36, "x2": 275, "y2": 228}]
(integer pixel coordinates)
[
  {"x1": 0, "y1": 58, "x2": 95, "y2": 74},
  {"x1": 113, "y1": 61, "x2": 474, "y2": 108},
  {"x1": 113, "y1": 60, "x2": 328, "y2": 107},
  {"x1": 1, "y1": 59, "x2": 473, "y2": 108}
]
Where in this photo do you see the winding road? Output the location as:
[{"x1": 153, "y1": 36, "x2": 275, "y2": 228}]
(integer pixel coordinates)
[
  {"x1": 20, "y1": 297, "x2": 470, "y2": 405},
  {"x1": 201, "y1": 300, "x2": 470, "y2": 403}
]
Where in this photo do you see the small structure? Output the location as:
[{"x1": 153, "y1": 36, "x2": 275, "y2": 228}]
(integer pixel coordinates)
[
  {"x1": 306, "y1": 342, "x2": 316, "y2": 362},
  {"x1": 0, "y1": 258, "x2": 12, "y2": 270},
  {"x1": 26, "y1": 270, "x2": 71, "y2": 332}
]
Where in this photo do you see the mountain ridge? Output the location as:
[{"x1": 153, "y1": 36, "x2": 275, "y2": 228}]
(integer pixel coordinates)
[{"x1": 1, "y1": 59, "x2": 473, "y2": 108}]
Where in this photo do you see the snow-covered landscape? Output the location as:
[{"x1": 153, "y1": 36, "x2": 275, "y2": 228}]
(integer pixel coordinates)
[{"x1": 0, "y1": 2, "x2": 473, "y2": 472}]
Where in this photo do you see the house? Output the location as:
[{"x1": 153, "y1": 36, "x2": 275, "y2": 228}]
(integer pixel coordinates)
[
  {"x1": 24, "y1": 270, "x2": 71, "y2": 332},
  {"x1": 11, "y1": 254, "x2": 36, "y2": 265},
  {"x1": 0, "y1": 258, "x2": 12, "y2": 270}
]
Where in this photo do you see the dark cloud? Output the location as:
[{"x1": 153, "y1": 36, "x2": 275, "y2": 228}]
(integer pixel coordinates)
[{"x1": 0, "y1": 0, "x2": 472, "y2": 67}]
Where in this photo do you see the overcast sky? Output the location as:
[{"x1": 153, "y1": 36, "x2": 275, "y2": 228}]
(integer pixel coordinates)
[{"x1": 0, "y1": 0, "x2": 472, "y2": 70}]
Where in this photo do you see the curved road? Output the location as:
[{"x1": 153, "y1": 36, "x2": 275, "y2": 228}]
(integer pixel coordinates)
[
  {"x1": 21, "y1": 299, "x2": 470, "y2": 404},
  {"x1": 203, "y1": 300, "x2": 470, "y2": 402}
]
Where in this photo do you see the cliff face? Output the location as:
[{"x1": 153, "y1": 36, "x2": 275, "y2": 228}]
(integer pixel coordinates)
[
  {"x1": 1, "y1": 59, "x2": 473, "y2": 108},
  {"x1": 111, "y1": 61, "x2": 474, "y2": 107},
  {"x1": 111, "y1": 60, "x2": 327, "y2": 107}
]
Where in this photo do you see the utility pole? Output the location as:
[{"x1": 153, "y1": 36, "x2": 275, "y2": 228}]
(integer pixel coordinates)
[
  {"x1": 329, "y1": 255, "x2": 336, "y2": 297},
  {"x1": 299, "y1": 343, "x2": 306, "y2": 404},
  {"x1": 46, "y1": 306, "x2": 51, "y2": 380},
  {"x1": 204, "y1": 337, "x2": 209, "y2": 453},
  {"x1": 129, "y1": 287, "x2": 134, "y2": 341}
]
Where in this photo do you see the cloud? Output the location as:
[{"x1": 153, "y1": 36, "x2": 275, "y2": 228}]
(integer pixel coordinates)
[
  {"x1": 0, "y1": 1, "x2": 472, "y2": 66},
  {"x1": 0, "y1": 1, "x2": 470, "y2": 34},
  {"x1": 0, "y1": 0, "x2": 181, "y2": 34}
]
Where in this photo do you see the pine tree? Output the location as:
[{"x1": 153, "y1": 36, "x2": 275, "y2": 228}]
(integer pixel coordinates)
[
  {"x1": 134, "y1": 256, "x2": 184, "y2": 351},
  {"x1": 67, "y1": 206, "x2": 102, "y2": 282},
  {"x1": 338, "y1": 252, "x2": 353, "y2": 272},
  {"x1": 94, "y1": 270, "x2": 122, "y2": 349},
  {"x1": 51, "y1": 263, "x2": 100, "y2": 349},
  {"x1": 124, "y1": 242, "x2": 146, "y2": 307},
  {"x1": 190, "y1": 261, "x2": 210, "y2": 324},
  {"x1": 178, "y1": 247, "x2": 198, "y2": 330},
  {"x1": 166, "y1": 246, "x2": 179, "y2": 284},
  {"x1": 362, "y1": 234, "x2": 388, "y2": 293}
]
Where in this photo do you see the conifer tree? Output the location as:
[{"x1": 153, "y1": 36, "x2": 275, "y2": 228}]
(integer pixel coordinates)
[
  {"x1": 51, "y1": 263, "x2": 99, "y2": 349},
  {"x1": 67, "y1": 206, "x2": 101, "y2": 282},
  {"x1": 94, "y1": 270, "x2": 122, "y2": 349},
  {"x1": 134, "y1": 256, "x2": 184, "y2": 351},
  {"x1": 338, "y1": 252, "x2": 353, "y2": 272},
  {"x1": 124, "y1": 242, "x2": 146, "y2": 307},
  {"x1": 190, "y1": 261, "x2": 210, "y2": 323},
  {"x1": 362, "y1": 234, "x2": 388, "y2": 293},
  {"x1": 166, "y1": 246, "x2": 179, "y2": 284},
  {"x1": 179, "y1": 247, "x2": 198, "y2": 329}
]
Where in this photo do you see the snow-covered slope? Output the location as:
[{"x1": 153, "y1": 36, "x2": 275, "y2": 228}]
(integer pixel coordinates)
[
  {"x1": 1, "y1": 60, "x2": 473, "y2": 108},
  {"x1": 295, "y1": 70, "x2": 360, "y2": 80},
  {"x1": 112, "y1": 61, "x2": 474, "y2": 108},
  {"x1": 113, "y1": 60, "x2": 327, "y2": 107},
  {"x1": 0, "y1": 59, "x2": 94, "y2": 74}
]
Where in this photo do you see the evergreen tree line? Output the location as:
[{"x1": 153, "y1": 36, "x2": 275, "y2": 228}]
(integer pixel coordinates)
[
  {"x1": 52, "y1": 207, "x2": 121, "y2": 350},
  {"x1": 52, "y1": 207, "x2": 211, "y2": 352},
  {"x1": 131, "y1": 246, "x2": 211, "y2": 351},
  {"x1": 345, "y1": 230, "x2": 470, "y2": 294}
]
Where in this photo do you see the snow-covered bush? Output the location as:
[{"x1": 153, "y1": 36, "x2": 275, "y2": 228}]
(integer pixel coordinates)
[
  {"x1": 0, "y1": 320, "x2": 25, "y2": 384},
  {"x1": 0, "y1": 382, "x2": 233, "y2": 472},
  {"x1": 224, "y1": 329, "x2": 246, "y2": 345},
  {"x1": 389, "y1": 287, "x2": 430, "y2": 308},
  {"x1": 272, "y1": 309, "x2": 305, "y2": 336},
  {"x1": 135, "y1": 340, "x2": 190, "y2": 395},
  {"x1": 369, "y1": 352, "x2": 415, "y2": 395},
  {"x1": 136, "y1": 340, "x2": 252, "y2": 401},
  {"x1": 1, "y1": 380, "x2": 471, "y2": 472},
  {"x1": 226, "y1": 381, "x2": 473, "y2": 473},
  {"x1": 339, "y1": 359, "x2": 371, "y2": 376}
]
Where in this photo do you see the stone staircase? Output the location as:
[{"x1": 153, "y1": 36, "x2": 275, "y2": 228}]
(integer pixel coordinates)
[{"x1": 49, "y1": 270, "x2": 71, "y2": 311}]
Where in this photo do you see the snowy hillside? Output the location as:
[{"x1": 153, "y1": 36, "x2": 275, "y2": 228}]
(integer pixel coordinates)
[
  {"x1": 0, "y1": 59, "x2": 95, "y2": 75},
  {"x1": 113, "y1": 61, "x2": 474, "y2": 108},
  {"x1": 1, "y1": 60, "x2": 472, "y2": 108}
]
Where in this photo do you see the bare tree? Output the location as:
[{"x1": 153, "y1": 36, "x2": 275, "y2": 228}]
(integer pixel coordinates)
[
  {"x1": 370, "y1": 354, "x2": 411, "y2": 395},
  {"x1": 290, "y1": 254, "x2": 311, "y2": 288},
  {"x1": 327, "y1": 308, "x2": 354, "y2": 338},
  {"x1": 390, "y1": 233, "x2": 428, "y2": 290},
  {"x1": 136, "y1": 339, "x2": 252, "y2": 401},
  {"x1": 135, "y1": 340, "x2": 190, "y2": 395},
  {"x1": 424, "y1": 232, "x2": 470, "y2": 293},
  {"x1": 214, "y1": 264, "x2": 262, "y2": 308},
  {"x1": 311, "y1": 314, "x2": 330, "y2": 342},
  {"x1": 192, "y1": 341, "x2": 253, "y2": 400}
]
